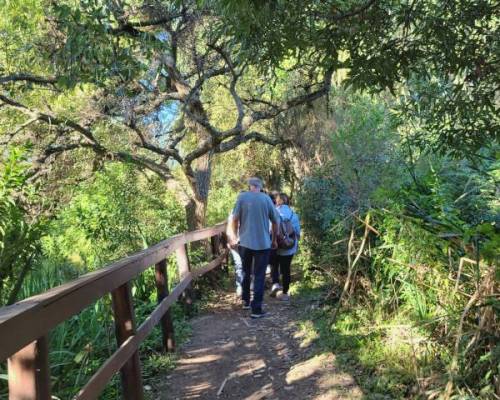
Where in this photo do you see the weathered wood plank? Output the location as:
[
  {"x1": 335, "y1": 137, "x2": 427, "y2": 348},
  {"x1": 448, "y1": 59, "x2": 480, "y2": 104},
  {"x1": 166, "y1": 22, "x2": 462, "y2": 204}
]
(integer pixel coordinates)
[
  {"x1": 8, "y1": 336, "x2": 51, "y2": 400},
  {"x1": 210, "y1": 234, "x2": 221, "y2": 258},
  {"x1": 192, "y1": 251, "x2": 228, "y2": 279},
  {"x1": 0, "y1": 223, "x2": 226, "y2": 362},
  {"x1": 74, "y1": 275, "x2": 193, "y2": 400},
  {"x1": 74, "y1": 253, "x2": 226, "y2": 399},
  {"x1": 176, "y1": 244, "x2": 194, "y2": 309},
  {"x1": 0, "y1": 241, "x2": 175, "y2": 363},
  {"x1": 182, "y1": 224, "x2": 226, "y2": 244}
]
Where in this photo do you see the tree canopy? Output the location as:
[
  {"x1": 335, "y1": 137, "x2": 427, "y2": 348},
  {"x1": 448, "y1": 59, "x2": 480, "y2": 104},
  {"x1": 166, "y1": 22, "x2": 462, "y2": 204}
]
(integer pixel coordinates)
[
  {"x1": 0, "y1": 0, "x2": 330, "y2": 229},
  {"x1": 209, "y1": 0, "x2": 500, "y2": 154}
]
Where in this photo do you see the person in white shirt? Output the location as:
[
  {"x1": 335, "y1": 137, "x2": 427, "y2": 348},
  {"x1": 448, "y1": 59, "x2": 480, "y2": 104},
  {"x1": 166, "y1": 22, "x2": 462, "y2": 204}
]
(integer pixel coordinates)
[{"x1": 226, "y1": 211, "x2": 244, "y2": 296}]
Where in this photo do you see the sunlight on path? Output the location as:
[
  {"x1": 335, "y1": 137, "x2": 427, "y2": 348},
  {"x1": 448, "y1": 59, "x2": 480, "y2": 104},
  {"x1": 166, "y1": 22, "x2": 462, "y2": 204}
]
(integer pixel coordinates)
[{"x1": 152, "y1": 293, "x2": 362, "y2": 400}]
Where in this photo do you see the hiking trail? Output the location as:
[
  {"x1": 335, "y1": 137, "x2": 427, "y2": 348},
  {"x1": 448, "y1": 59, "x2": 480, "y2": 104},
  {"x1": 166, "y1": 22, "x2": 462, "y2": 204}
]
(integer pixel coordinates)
[{"x1": 151, "y1": 291, "x2": 363, "y2": 400}]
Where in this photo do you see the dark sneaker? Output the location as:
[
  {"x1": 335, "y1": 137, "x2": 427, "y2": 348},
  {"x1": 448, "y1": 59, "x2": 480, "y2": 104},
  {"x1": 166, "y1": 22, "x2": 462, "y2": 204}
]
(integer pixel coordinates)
[
  {"x1": 242, "y1": 302, "x2": 250, "y2": 310},
  {"x1": 250, "y1": 310, "x2": 268, "y2": 319}
]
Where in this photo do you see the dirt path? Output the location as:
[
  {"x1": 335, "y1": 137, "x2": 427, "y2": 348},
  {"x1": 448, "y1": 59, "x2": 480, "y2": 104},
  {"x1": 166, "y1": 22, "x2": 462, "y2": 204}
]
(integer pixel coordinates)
[{"x1": 152, "y1": 291, "x2": 363, "y2": 400}]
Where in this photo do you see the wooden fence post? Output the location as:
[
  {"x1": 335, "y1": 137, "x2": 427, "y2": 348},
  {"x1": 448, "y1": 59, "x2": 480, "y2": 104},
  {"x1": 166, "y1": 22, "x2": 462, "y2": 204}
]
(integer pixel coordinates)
[
  {"x1": 155, "y1": 259, "x2": 175, "y2": 352},
  {"x1": 220, "y1": 232, "x2": 228, "y2": 255},
  {"x1": 175, "y1": 244, "x2": 193, "y2": 310},
  {"x1": 210, "y1": 234, "x2": 220, "y2": 258},
  {"x1": 220, "y1": 233, "x2": 229, "y2": 273},
  {"x1": 111, "y1": 283, "x2": 144, "y2": 400},
  {"x1": 8, "y1": 336, "x2": 51, "y2": 400},
  {"x1": 209, "y1": 234, "x2": 225, "y2": 282}
]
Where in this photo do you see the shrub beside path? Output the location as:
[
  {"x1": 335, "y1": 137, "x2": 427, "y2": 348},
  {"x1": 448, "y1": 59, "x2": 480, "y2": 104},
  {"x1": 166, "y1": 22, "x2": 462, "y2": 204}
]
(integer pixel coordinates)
[{"x1": 152, "y1": 291, "x2": 363, "y2": 399}]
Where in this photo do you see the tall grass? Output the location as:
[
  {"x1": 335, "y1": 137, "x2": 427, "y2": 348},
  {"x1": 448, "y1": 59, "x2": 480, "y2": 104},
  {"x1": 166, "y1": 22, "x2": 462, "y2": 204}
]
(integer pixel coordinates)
[{"x1": 292, "y1": 208, "x2": 499, "y2": 399}]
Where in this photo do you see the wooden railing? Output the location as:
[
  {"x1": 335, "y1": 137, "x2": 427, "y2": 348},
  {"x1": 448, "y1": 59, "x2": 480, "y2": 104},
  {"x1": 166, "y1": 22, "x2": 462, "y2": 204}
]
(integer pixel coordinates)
[{"x1": 0, "y1": 222, "x2": 228, "y2": 400}]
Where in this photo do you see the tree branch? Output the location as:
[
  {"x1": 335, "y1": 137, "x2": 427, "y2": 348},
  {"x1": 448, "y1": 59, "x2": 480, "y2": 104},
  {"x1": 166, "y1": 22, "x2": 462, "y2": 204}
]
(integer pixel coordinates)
[
  {"x1": 132, "y1": 91, "x2": 184, "y2": 115},
  {"x1": 182, "y1": 65, "x2": 332, "y2": 166},
  {"x1": 0, "y1": 94, "x2": 178, "y2": 182},
  {"x1": 127, "y1": 122, "x2": 183, "y2": 164},
  {"x1": 218, "y1": 67, "x2": 333, "y2": 139},
  {"x1": 32, "y1": 139, "x2": 174, "y2": 183},
  {"x1": 0, "y1": 94, "x2": 99, "y2": 145},
  {"x1": 216, "y1": 131, "x2": 291, "y2": 154},
  {"x1": 109, "y1": 12, "x2": 182, "y2": 37},
  {"x1": 114, "y1": 151, "x2": 173, "y2": 179},
  {"x1": 166, "y1": 118, "x2": 186, "y2": 149},
  {"x1": 1, "y1": 117, "x2": 40, "y2": 145},
  {"x1": 208, "y1": 44, "x2": 246, "y2": 132},
  {"x1": 328, "y1": 0, "x2": 379, "y2": 21},
  {"x1": 0, "y1": 74, "x2": 57, "y2": 86},
  {"x1": 120, "y1": 14, "x2": 182, "y2": 29}
]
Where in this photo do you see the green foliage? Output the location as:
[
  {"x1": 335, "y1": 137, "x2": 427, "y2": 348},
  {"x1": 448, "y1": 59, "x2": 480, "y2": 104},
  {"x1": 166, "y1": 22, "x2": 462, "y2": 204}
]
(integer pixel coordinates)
[
  {"x1": 296, "y1": 90, "x2": 402, "y2": 271},
  {"x1": 51, "y1": 1, "x2": 154, "y2": 87},
  {"x1": 298, "y1": 193, "x2": 498, "y2": 398},
  {"x1": 329, "y1": 91, "x2": 401, "y2": 204},
  {"x1": 0, "y1": 0, "x2": 52, "y2": 82},
  {"x1": 291, "y1": 89, "x2": 498, "y2": 398},
  {"x1": 43, "y1": 163, "x2": 185, "y2": 270},
  {"x1": 400, "y1": 151, "x2": 499, "y2": 263},
  {"x1": 209, "y1": 0, "x2": 500, "y2": 154},
  {"x1": 206, "y1": 183, "x2": 239, "y2": 225},
  {"x1": 0, "y1": 146, "x2": 44, "y2": 305}
]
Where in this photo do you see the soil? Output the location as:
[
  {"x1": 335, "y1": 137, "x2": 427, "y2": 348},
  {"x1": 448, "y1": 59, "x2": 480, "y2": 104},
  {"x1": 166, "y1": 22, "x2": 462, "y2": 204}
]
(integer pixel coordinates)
[{"x1": 150, "y1": 291, "x2": 363, "y2": 400}]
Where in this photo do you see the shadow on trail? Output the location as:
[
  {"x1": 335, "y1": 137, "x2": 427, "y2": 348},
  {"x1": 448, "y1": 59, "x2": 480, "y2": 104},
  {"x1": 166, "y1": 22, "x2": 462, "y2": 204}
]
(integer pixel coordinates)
[
  {"x1": 152, "y1": 286, "x2": 366, "y2": 400},
  {"x1": 290, "y1": 282, "x2": 419, "y2": 400}
]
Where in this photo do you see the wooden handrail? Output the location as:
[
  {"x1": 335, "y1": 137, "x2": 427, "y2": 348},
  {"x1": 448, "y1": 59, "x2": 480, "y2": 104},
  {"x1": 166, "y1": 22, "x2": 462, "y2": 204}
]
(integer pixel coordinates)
[{"x1": 0, "y1": 222, "x2": 228, "y2": 400}]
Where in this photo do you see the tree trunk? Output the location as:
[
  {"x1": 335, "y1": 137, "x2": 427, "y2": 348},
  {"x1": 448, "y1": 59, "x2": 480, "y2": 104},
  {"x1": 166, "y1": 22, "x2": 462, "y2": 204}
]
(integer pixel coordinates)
[
  {"x1": 184, "y1": 196, "x2": 207, "y2": 232},
  {"x1": 7, "y1": 253, "x2": 35, "y2": 305},
  {"x1": 167, "y1": 66, "x2": 214, "y2": 231},
  {"x1": 165, "y1": 157, "x2": 211, "y2": 233},
  {"x1": 183, "y1": 95, "x2": 214, "y2": 231},
  {"x1": 0, "y1": 278, "x2": 4, "y2": 306}
]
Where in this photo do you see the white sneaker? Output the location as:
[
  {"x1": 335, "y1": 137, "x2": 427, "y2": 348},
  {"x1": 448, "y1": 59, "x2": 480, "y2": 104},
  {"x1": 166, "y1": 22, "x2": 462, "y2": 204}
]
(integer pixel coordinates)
[
  {"x1": 280, "y1": 293, "x2": 290, "y2": 302},
  {"x1": 270, "y1": 283, "x2": 281, "y2": 298}
]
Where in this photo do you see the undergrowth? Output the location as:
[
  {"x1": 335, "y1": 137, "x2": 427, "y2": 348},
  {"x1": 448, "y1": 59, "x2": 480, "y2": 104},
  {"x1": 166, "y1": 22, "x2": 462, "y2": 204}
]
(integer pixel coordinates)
[{"x1": 292, "y1": 278, "x2": 447, "y2": 399}]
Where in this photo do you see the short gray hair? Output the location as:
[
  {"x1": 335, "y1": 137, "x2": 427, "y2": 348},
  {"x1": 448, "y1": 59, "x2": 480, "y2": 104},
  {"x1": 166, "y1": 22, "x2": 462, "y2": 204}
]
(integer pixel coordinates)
[{"x1": 247, "y1": 177, "x2": 263, "y2": 189}]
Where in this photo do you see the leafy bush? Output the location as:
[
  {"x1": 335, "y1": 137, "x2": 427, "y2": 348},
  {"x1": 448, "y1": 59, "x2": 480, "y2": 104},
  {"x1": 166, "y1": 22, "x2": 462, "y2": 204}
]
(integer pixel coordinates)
[
  {"x1": 0, "y1": 146, "x2": 44, "y2": 305},
  {"x1": 293, "y1": 91, "x2": 499, "y2": 398},
  {"x1": 42, "y1": 163, "x2": 186, "y2": 272}
]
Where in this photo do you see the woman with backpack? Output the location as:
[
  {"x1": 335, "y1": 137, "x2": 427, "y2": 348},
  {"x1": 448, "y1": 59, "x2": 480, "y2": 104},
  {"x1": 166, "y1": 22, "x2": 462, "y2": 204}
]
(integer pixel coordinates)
[{"x1": 270, "y1": 193, "x2": 301, "y2": 302}]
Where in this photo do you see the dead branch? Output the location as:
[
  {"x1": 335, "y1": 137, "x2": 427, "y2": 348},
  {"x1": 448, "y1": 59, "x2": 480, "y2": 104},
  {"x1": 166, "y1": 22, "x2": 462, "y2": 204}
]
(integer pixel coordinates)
[
  {"x1": 1, "y1": 117, "x2": 40, "y2": 144},
  {"x1": 444, "y1": 288, "x2": 481, "y2": 399},
  {"x1": 331, "y1": 212, "x2": 371, "y2": 323}
]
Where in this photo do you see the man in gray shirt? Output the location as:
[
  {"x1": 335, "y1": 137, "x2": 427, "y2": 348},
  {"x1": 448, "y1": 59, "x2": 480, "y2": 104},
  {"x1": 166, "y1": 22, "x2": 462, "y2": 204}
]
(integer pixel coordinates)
[{"x1": 229, "y1": 177, "x2": 279, "y2": 318}]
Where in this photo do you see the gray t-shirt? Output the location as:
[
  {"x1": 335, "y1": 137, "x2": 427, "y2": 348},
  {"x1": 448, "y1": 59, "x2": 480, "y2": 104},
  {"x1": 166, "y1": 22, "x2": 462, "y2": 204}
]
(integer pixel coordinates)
[{"x1": 233, "y1": 191, "x2": 279, "y2": 250}]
